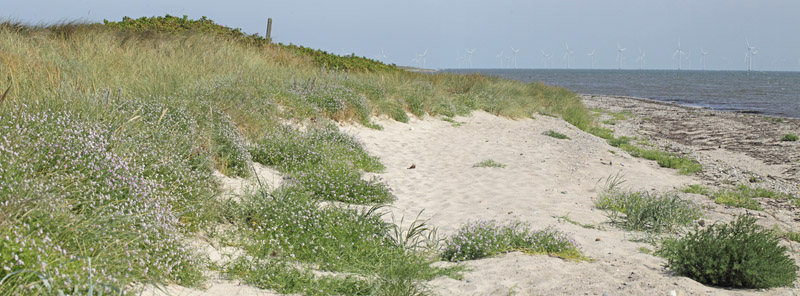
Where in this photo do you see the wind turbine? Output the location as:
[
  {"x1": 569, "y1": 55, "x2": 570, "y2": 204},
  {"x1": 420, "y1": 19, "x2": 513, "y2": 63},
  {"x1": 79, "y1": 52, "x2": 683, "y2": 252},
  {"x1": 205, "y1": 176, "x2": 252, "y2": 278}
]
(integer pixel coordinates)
[
  {"x1": 673, "y1": 39, "x2": 685, "y2": 70},
  {"x1": 374, "y1": 48, "x2": 388, "y2": 61},
  {"x1": 419, "y1": 48, "x2": 429, "y2": 68},
  {"x1": 587, "y1": 49, "x2": 596, "y2": 69},
  {"x1": 616, "y1": 42, "x2": 626, "y2": 70},
  {"x1": 465, "y1": 49, "x2": 475, "y2": 68},
  {"x1": 540, "y1": 50, "x2": 551, "y2": 68},
  {"x1": 745, "y1": 39, "x2": 757, "y2": 71},
  {"x1": 455, "y1": 51, "x2": 465, "y2": 68},
  {"x1": 636, "y1": 49, "x2": 646, "y2": 70},
  {"x1": 496, "y1": 50, "x2": 504, "y2": 69},
  {"x1": 700, "y1": 48, "x2": 709, "y2": 70},
  {"x1": 563, "y1": 43, "x2": 574, "y2": 69},
  {"x1": 510, "y1": 47, "x2": 520, "y2": 69}
]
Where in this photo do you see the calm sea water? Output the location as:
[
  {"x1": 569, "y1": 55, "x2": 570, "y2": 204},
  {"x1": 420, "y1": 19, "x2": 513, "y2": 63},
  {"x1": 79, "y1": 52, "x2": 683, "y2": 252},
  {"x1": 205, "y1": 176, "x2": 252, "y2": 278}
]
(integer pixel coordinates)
[{"x1": 443, "y1": 69, "x2": 800, "y2": 118}]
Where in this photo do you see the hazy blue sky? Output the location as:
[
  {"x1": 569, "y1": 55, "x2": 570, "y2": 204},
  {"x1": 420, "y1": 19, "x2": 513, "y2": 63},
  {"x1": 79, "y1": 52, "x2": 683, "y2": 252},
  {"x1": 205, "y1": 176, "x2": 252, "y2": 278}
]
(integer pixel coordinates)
[{"x1": 6, "y1": 0, "x2": 800, "y2": 71}]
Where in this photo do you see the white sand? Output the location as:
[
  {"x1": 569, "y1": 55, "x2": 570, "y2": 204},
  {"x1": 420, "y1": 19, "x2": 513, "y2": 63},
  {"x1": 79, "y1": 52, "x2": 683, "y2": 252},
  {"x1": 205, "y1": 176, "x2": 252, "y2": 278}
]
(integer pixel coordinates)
[
  {"x1": 155, "y1": 111, "x2": 799, "y2": 295},
  {"x1": 345, "y1": 111, "x2": 799, "y2": 296}
]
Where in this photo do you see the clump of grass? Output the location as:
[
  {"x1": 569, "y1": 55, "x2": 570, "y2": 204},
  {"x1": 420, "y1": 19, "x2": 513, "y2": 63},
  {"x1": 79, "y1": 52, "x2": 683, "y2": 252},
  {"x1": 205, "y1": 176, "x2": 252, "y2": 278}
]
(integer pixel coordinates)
[
  {"x1": 638, "y1": 247, "x2": 653, "y2": 254},
  {"x1": 543, "y1": 130, "x2": 569, "y2": 139},
  {"x1": 595, "y1": 177, "x2": 702, "y2": 233},
  {"x1": 473, "y1": 159, "x2": 506, "y2": 168},
  {"x1": 780, "y1": 133, "x2": 798, "y2": 142},
  {"x1": 657, "y1": 216, "x2": 798, "y2": 289},
  {"x1": 441, "y1": 220, "x2": 584, "y2": 262},
  {"x1": 441, "y1": 117, "x2": 464, "y2": 127},
  {"x1": 680, "y1": 184, "x2": 711, "y2": 195}
]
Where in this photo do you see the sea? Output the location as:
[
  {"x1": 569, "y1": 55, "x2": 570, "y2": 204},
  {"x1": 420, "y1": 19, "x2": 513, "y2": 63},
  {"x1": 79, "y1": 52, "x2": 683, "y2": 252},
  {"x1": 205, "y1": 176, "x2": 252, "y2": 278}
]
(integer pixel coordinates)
[{"x1": 443, "y1": 69, "x2": 800, "y2": 119}]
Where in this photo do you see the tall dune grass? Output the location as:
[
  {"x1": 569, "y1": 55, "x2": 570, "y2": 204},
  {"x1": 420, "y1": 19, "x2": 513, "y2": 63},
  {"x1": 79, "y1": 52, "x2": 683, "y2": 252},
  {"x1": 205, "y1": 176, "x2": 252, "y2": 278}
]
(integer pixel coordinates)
[{"x1": 0, "y1": 17, "x2": 592, "y2": 294}]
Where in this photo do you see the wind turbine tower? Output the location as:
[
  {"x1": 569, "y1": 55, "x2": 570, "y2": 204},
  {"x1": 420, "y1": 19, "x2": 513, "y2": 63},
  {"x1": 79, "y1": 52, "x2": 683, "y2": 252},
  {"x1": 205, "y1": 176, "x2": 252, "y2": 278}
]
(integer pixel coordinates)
[
  {"x1": 616, "y1": 42, "x2": 626, "y2": 70},
  {"x1": 496, "y1": 50, "x2": 504, "y2": 69},
  {"x1": 673, "y1": 40, "x2": 685, "y2": 70},
  {"x1": 637, "y1": 49, "x2": 646, "y2": 70},
  {"x1": 540, "y1": 50, "x2": 551, "y2": 68},
  {"x1": 588, "y1": 49, "x2": 596, "y2": 69},
  {"x1": 465, "y1": 49, "x2": 475, "y2": 69},
  {"x1": 700, "y1": 48, "x2": 709, "y2": 70},
  {"x1": 420, "y1": 49, "x2": 428, "y2": 68},
  {"x1": 510, "y1": 47, "x2": 520, "y2": 69},
  {"x1": 563, "y1": 43, "x2": 574, "y2": 69},
  {"x1": 745, "y1": 39, "x2": 757, "y2": 71}
]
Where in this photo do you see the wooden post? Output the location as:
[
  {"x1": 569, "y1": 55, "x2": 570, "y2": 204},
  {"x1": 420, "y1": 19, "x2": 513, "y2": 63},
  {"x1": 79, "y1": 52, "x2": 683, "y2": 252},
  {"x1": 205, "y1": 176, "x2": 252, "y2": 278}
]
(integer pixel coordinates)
[{"x1": 266, "y1": 18, "x2": 272, "y2": 42}]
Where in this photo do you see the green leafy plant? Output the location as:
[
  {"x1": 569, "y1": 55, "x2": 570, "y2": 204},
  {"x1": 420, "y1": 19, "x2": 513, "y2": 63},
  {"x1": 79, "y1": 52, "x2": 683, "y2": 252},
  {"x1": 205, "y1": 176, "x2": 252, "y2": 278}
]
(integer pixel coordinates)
[{"x1": 657, "y1": 216, "x2": 798, "y2": 288}]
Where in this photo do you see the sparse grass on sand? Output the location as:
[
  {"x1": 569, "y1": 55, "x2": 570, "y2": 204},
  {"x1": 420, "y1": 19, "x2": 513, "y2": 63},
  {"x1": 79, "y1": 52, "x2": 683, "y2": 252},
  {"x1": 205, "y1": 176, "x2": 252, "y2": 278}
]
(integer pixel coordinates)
[
  {"x1": 681, "y1": 184, "x2": 797, "y2": 211},
  {"x1": 473, "y1": 159, "x2": 507, "y2": 168},
  {"x1": 589, "y1": 127, "x2": 702, "y2": 175},
  {"x1": 0, "y1": 16, "x2": 596, "y2": 294},
  {"x1": 543, "y1": 130, "x2": 569, "y2": 139}
]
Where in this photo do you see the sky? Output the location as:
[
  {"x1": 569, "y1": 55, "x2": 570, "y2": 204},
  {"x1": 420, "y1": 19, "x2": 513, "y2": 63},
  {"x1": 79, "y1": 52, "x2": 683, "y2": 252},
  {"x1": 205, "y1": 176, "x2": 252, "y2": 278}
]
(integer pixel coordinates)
[{"x1": 6, "y1": 0, "x2": 800, "y2": 71}]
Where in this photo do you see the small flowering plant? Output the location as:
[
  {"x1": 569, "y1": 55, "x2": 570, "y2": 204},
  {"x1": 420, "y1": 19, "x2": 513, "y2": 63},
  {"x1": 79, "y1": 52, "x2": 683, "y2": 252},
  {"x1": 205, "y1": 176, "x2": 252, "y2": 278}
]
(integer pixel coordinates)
[{"x1": 441, "y1": 220, "x2": 584, "y2": 262}]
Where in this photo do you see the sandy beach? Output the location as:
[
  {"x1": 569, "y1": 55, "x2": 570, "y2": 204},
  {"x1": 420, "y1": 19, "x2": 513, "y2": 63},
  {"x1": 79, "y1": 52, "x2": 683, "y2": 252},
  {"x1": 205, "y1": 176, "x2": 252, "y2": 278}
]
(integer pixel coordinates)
[{"x1": 150, "y1": 95, "x2": 800, "y2": 296}]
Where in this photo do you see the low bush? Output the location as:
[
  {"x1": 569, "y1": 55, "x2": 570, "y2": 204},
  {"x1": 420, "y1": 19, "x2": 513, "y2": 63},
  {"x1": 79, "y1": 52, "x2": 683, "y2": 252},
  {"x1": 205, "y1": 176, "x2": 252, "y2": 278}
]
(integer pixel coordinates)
[
  {"x1": 657, "y1": 216, "x2": 798, "y2": 288},
  {"x1": 441, "y1": 220, "x2": 583, "y2": 262}
]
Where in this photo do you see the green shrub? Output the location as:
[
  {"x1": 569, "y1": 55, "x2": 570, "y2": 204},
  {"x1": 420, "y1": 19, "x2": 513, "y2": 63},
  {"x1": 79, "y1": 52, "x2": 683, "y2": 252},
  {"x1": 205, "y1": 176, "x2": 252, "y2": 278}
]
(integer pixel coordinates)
[
  {"x1": 543, "y1": 130, "x2": 569, "y2": 139},
  {"x1": 441, "y1": 220, "x2": 583, "y2": 262},
  {"x1": 595, "y1": 189, "x2": 702, "y2": 233},
  {"x1": 780, "y1": 133, "x2": 798, "y2": 141},
  {"x1": 657, "y1": 216, "x2": 798, "y2": 288}
]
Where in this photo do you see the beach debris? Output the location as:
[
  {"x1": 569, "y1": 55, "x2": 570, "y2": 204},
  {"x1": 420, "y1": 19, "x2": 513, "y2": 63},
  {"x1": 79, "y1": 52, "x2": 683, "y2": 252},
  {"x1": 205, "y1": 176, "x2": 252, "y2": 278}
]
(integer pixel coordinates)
[{"x1": 408, "y1": 164, "x2": 416, "y2": 169}]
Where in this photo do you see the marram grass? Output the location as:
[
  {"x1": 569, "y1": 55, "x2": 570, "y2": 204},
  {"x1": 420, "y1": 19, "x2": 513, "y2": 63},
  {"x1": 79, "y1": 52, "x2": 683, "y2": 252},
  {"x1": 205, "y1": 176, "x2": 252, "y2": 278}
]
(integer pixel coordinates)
[{"x1": 0, "y1": 16, "x2": 594, "y2": 294}]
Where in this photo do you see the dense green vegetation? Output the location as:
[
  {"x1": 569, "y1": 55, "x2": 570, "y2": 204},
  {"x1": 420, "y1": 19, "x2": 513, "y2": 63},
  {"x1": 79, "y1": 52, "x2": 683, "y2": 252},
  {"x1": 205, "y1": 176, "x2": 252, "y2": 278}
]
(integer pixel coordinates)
[
  {"x1": 658, "y1": 216, "x2": 797, "y2": 288},
  {"x1": 0, "y1": 16, "x2": 591, "y2": 295}
]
